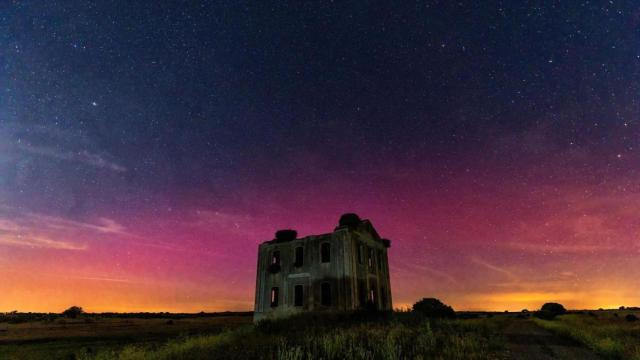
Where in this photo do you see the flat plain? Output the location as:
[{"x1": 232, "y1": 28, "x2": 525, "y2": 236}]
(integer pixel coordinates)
[{"x1": 1, "y1": 310, "x2": 638, "y2": 360}]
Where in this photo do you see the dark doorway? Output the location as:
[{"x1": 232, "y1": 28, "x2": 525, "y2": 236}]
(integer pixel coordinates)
[
  {"x1": 321, "y1": 243, "x2": 331, "y2": 263},
  {"x1": 321, "y1": 282, "x2": 331, "y2": 306},
  {"x1": 358, "y1": 279, "x2": 367, "y2": 307},
  {"x1": 294, "y1": 246, "x2": 304, "y2": 267},
  {"x1": 294, "y1": 285, "x2": 304, "y2": 306}
]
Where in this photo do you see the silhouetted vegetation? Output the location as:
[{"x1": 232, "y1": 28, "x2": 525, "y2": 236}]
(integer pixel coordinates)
[
  {"x1": 533, "y1": 310, "x2": 557, "y2": 320},
  {"x1": 0, "y1": 310, "x2": 252, "y2": 324},
  {"x1": 534, "y1": 310, "x2": 640, "y2": 359},
  {"x1": 62, "y1": 306, "x2": 85, "y2": 318},
  {"x1": 533, "y1": 302, "x2": 567, "y2": 320},
  {"x1": 541, "y1": 303, "x2": 567, "y2": 316},
  {"x1": 625, "y1": 314, "x2": 638, "y2": 322},
  {"x1": 94, "y1": 311, "x2": 505, "y2": 359},
  {"x1": 412, "y1": 298, "x2": 456, "y2": 318}
]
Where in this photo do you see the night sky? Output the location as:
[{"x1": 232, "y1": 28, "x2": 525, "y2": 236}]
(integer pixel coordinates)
[{"x1": 1, "y1": 2, "x2": 639, "y2": 312}]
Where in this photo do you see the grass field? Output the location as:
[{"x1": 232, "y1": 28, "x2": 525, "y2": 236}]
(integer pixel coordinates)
[
  {"x1": 0, "y1": 316, "x2": 252, "y2": 360},
  {"x1": 1, "y1": 310, "x2": 639, "y2": 359},
  {"x1": 1, "y1": 312, "x2": 507, "y2": 360},
  {"x1": 78, "y1": 313, "x2": 508, "y2": 360},
  {"x1": 534, "y1": 310, "x2": 640, "y2": 360}
]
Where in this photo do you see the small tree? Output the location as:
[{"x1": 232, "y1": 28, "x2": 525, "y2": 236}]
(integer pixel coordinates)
[
  {"x1": 533, "y1": 310, "x2": 556, "y2": 320},
  {"x1": 534, "y1": 303, "x2": 566, "y2": 320},
  {"x1": 62, "y1": 306, "x2": 84, "y2": 318},
  {"x1": 540, "y1": 303, "x2": 566, "y2": 316},
  {"x1": 412, "y1": 298, "x2": 455, "y2": 318}
]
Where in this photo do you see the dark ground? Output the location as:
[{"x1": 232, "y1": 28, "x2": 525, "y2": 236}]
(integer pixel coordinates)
[{"x1": 502, "y1": 320, "x2": 601, "y2": 360}]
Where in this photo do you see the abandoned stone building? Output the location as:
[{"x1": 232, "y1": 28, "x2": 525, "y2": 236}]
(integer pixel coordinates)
[{"x1": 253, "y1": 213, "x2": 392, "y2": 322}]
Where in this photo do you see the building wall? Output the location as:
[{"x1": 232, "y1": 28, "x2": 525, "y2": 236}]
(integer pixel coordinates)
[{"x1": 254, "y1": 220, "x2": 391, "y2": 322}]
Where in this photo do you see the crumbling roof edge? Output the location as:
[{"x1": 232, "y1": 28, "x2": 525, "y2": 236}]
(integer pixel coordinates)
[{"x1": 261, "y1": 232, "x2": 333, "y2": 245}]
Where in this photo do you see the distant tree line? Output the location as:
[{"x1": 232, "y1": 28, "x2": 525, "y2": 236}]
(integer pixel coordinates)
[{"x1": 0, "y1": 307, "x2": 252, "y2": 324}]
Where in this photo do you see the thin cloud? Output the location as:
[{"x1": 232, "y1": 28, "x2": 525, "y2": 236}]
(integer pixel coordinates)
[
  {"x1": 0, "y1": 210, "x2": 130, "y2": 251},
  {"x1": 0, "y1": 232, "x2": 86, "y2": 250},
  {"x1": 470, "y1": 256, "x2": 518, "y2": 281},
  {"x1": 17, "y1": 143, "x2": 126, "y2": 173},
  {"x1": 0, "y1": 206, "x2": 238, "y2": 255},
  {"x1": 69, "y1": 276, "x2": 134, "y2": 283},
  {"x1": 505, "y1": 241, "x2": 616, "y2": 254},
  {"x1": 26, "y1": 213, "x2": 128, "y2": 235}
]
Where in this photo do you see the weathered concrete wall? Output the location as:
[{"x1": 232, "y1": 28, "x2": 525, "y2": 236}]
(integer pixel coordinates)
[{"x1": 254, "y1": 217, "x2": 392, "y2": 322}]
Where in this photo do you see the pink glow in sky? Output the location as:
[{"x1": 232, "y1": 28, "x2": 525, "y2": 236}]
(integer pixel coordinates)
[
  {"x1": 2, "y1": 138, "x2": 638, "y2": 312},
  {"x1": 2, "y1": 2, "x2": 639, "y2": 313}
]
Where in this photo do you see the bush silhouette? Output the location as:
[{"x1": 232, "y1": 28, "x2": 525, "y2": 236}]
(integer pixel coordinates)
[
  {"x1": 62, "y1": 306, "x2": 84, "y2": 318},
  {"x1": 625, "y1": 314, "x2": 638, "y2": 322},
  {"x1": 412, "y1": 298, "x2": 455, "y2": 318},
  {"x1": 540, "y1": 303, "x2": 566, "y2": 316},
  {"x1": 533, "y1": 310, "x2": 556, "y2": 320}
]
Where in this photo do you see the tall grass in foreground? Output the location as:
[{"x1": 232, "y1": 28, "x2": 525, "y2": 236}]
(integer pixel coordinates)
[
  {"x1": 534, "y1": 312, "x2": 640, "y2": 360},
  {"x1": 85, "y1": 313, "x2": 505, "y2": 360}
]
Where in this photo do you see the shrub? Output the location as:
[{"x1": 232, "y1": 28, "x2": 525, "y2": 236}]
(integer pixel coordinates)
[
  {"x1": 541, "y1": 303, "x2": 566, "y2": 316},
  {"x1": 412, "y1": 298, "x2": 455, "y2": 318},
  {"x1": 625, "y1": 314, "x2": 638, "y2": 322},
  {"x1": 533, "y1": 310, "x2": 556, "y2": 320},
  {"x1": 62, "y1": 306, "x2": 84, "y2": 318}
]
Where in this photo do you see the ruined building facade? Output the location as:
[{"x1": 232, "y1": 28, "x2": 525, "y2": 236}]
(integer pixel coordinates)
[{"x1": 253, "y1": 214, "x2": 392, "y2": 322}]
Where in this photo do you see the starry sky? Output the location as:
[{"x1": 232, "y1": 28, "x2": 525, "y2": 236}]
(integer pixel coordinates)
[{"x1": 1, "y1": 1, "x2": 639, "y2": 313}]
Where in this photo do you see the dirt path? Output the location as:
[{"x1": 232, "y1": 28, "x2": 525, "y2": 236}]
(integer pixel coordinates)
[{"x1": 501, "y1": 319, "x2": 601, "y2": 360}]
